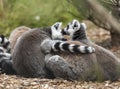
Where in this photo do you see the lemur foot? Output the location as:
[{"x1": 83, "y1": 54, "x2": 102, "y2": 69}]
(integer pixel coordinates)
[{"x1": 45, "y1": 55, "x2": 77, "y2": 80}]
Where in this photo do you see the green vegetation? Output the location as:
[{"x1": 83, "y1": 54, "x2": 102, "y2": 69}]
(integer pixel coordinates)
[
  {"x1": 0, "y1": 0, "x2": 115, "y2": 36},
  {"x1": 0, "y1": 0, "x2": 82, "y2": 36}
]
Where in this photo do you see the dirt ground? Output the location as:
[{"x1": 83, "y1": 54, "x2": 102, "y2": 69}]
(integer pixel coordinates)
[
  {"x1": 0, "y1": 21, "x2": 120, "y2": 89},
  {"x1": 1, "y1": 74, "x2": 120, "y2": 89}
]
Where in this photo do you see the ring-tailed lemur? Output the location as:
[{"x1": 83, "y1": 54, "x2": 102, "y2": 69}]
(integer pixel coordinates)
[
  {"x1": 12, "y1": 20, "x2": 119, "y2": 81},
  {"x1": 0, "y1": 27, "x2": 30, "y2": 74},
  {"x1": 1, "y1": 22, "x2": 94, "y2": 76},
  {"x1": 0, "y1": 27, "x2": 29, "y2": 74},
  {"x1": 0, "y1": 26, "x2": 31, "y2": 74},
  {"x1": 0, "y1": 35, "x2": 16, "y2": 74},
  {"x1": 0, "y1": 22, "x2": 95, "y2": 76},
  {"x1": 59, "y1": 19, "x2": 120, "y2": 81}
]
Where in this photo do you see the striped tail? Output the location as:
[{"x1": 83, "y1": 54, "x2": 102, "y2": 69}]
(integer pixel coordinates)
[
  {"x1": 41, "y1": 39, "x2": 95, "y2": 54},
  {"x1": 0, "y1": 35, "x2": 11, "y2": 53},
  {"x1": 0, "y1": 46, "x2": 11, "y2": 60},
  {"x1": 51, "y1": 41, "x2": 95, "y2": 53}
]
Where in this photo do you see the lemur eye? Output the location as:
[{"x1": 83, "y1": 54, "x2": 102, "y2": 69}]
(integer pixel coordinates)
[
  {"x1": 73, "y1": 24, "x2": 78, "y2": 29},
  {"x1": 73, "y1": 21, "x2": 78, "y2": 29},
  {"x1": 54, "y1": 25, "x2": 58, "y2": 30},
  {"x1": 74, "y1": 24, "x2": 78, "y2": 27}
]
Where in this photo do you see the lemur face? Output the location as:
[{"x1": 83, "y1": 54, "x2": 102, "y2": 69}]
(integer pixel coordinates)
[
  {"x1": 64, "y1": 20, "x2": 81, "y2": 35},
  {"x1": 64, "y1": 19, "x2": 87, "y2": 36},
  {"x1": 51, "y1": 22, "x2": 63, "y2": 40}
]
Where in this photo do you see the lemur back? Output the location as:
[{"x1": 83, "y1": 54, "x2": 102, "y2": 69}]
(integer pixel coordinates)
[
  {"x1": 12, "y1": 28, "x2": 51, "y2": 77},
  {"x1": 0, "y1": 26, "x2": 31, "y2": 53},
  {"x1": 61, "y1": 19, "x2": 120, "y2": 81},
  {"x1": 9, "y1": 26, "x2": 31, "y2": 53}
]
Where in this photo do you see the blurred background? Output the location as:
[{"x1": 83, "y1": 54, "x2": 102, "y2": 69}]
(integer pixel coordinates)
[
  {"x1": 0, "y1": 0, "x2": 81, "y2": 36},
  {"x1": 0, "y1": 0, "x2": 120, "y2": 46}
]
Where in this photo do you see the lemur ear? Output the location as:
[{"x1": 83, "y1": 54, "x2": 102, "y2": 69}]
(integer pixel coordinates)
[
  {"x1": 81, "y1": 23, "x2": 87, "y2": 30},
  {"x1": 51, "y1": 22, "x2": 62, "y2": 31},
  {"x1": 62, "y1": 19, "x2": 80, "y2": 35},
  {"x1": 71, "y1": 19, "x2": 81, "y2": 30}
]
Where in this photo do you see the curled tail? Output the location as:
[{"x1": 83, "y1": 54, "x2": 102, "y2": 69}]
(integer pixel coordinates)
[
  {"x1": 41, "y1": 39, "x2": 95, "y2": 54},
  {"x1": 52, "y1": 41, "x2": 95, "y2": 53}
]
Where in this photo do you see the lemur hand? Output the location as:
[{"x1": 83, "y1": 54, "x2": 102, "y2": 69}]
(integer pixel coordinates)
[{"x1": 41, "y1": 39, "x2": 53, "y2": 54}]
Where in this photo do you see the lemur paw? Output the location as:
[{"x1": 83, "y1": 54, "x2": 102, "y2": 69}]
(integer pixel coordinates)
[{"x1": 41, "y1": 39, "x2": 53, "y2": 54}]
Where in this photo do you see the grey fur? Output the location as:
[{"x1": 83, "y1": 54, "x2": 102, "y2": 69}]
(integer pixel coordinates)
[
  {"x1": 11, "y1": 26, "x2": 97, "y2": 81},
  {"x1": 12, "y1": 28, "x2": 53, "y2": 77},
  {"x1": 2, "y1": 20, "x2": 120, "y2": 81},
  {"x1": 9, "y1": 26, "x2": 31, "y2": 53},
  {"x1": 61, "y1": 19, "x2": 120, "y2": 81}
]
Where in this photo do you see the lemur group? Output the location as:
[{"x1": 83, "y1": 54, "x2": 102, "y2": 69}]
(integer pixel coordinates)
[{"x1": 0, "y1": 19, "x2": 120, "y2": 82}]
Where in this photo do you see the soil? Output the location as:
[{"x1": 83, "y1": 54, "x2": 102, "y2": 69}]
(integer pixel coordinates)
[
  {"x1": 1, "y1": 21, "x2": 120, "y2": 89},
  {"x1": 0, "y1": 74, "x2": 120, "y2": 89}
]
